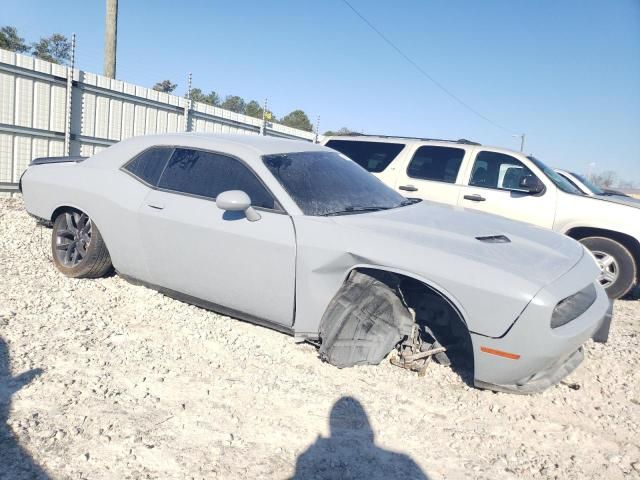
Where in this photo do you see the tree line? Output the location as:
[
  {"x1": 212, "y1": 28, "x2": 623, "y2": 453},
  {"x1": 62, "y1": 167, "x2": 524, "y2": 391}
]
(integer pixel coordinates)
[
  {"x1": 588, "y1": 171, "x2": 636, "y2": 189},
  {"x1": 152, "y1": 80, "x2": 314, "y2": 132},
  {"x1": 0, "y1": 26, "x2": 71, "y2": 64}
]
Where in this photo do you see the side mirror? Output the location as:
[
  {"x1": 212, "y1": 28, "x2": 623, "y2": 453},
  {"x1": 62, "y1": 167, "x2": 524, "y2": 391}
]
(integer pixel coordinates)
[
  {"x1": 519, "y1": 175, "x2": 545, "y2": 194},
  {"x1": 216, "y1": 190, "x2": 261, "y2": 222}
]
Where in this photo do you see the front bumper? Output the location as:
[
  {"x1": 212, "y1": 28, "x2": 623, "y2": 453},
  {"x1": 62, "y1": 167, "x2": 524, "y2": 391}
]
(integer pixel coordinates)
[
  {"x1": 471, "y1": 252, "x2": 611, "y2": 394},
  {"x1": 592, "y1": 300, "x2": 613, "y2": 343},
  {"x1": 475, "y1": 347, "x2": 585, "y2": 394},
  {"x1": 474, "y1": 299, "x2": 611, "y2": 394}
]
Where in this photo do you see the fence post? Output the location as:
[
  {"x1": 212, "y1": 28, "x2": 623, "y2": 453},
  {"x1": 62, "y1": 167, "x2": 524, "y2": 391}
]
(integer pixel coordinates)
[
  {"x1": 260, "y1": 98, "x2": 268, "y2": 136},
  {"x1": 314, "y1": 115, "x2": 320, "y2": 144},
  {"x1": 184, "y1": 72, "x2": 192, "y2": 132},
  {"x1": 64, "y1": 33, "x2": 76, "y2": 155}
]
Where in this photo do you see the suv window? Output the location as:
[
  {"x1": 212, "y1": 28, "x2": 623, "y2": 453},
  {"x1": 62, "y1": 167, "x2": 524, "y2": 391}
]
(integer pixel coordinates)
[
  {"x1": 406, "y1": 146, "x2": 465, "y2": 183},
  {"x1": 325, "y1": 140, "x2": 405, "y2": 173},
  {"x1": 469, "y1": 151, "x2": 535, "y2": 192},
  {"x1": 124, "y1": 147, "x2": 173, "y2": 186},
  {"x1": 158, "y1": 148, "x2": 276, "y2": 209}
]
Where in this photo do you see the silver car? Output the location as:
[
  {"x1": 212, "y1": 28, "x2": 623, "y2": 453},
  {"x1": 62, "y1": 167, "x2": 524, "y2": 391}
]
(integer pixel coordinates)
[{"x1": 20, "y1": 134, "x2": 611, "y2": 393}]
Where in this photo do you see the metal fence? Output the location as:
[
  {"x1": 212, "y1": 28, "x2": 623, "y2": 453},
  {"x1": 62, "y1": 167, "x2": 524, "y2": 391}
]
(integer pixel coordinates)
[{"x1": 0, "y1": 48, "x2": 315, "y2": 186}]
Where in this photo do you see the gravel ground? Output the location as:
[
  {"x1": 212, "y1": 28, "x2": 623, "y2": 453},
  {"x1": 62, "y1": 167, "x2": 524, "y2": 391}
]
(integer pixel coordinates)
[{"x1": 1, "y1": 196, "x2": 639, "y2": 480}]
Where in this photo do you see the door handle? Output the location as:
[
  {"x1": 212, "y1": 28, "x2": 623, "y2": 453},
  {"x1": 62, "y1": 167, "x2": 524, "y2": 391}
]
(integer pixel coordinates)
[
  {"x1": 147, "y1": 202, "x2": 165, "y2": 210},
  {"x1": 463, "y1": 194, "x2": 486, "y2": 202},
  {"x1": 399, "y1": 185, "x2": 418, "y2": 192}
]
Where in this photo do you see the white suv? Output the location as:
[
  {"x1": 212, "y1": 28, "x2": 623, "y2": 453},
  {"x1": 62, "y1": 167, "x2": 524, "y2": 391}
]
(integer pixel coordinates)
[{"x1": 323, "y1": 135, "x2": 640, "y2": 299}]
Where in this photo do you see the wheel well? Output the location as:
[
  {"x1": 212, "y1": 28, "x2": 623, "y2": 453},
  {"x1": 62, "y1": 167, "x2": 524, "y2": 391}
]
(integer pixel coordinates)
[
  {"x1": 566, "y1": 227, "x2": 640, "y2": 279},
  {"x1": 51, "y1": 205, "x2": 78, "y2": 223},
  {"x1": 354, "y1": 267, "x2": 475, "y2": 381}
]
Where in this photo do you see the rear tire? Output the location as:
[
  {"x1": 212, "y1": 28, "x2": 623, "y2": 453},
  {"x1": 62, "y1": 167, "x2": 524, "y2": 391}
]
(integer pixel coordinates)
[
  {"x1": 51, "y1": 210, "x2": 113, "y2": 278},
  {"x1": 580, "y1": 236, "x2": 637, "y2": 299}
]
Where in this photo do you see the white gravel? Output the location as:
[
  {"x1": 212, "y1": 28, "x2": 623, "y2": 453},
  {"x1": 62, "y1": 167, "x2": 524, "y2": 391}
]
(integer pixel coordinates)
[{"x1": 0, "y1": 196, "x2": 639, "y2": 480}]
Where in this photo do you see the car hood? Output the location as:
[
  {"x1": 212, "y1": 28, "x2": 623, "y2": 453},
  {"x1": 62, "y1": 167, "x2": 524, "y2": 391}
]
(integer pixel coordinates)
[
  {"x1": 293, "y1": 200, "x2": 593, "y2": 338},
  {"x1": 593, "y1": 194, "x2": 640, "y2": 209},
  {"x1": 330, "y1": 201, "x2": 584, "y2": 289}
]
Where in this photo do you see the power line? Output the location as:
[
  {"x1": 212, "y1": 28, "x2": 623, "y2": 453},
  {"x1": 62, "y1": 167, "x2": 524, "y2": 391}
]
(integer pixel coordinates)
[{"x1": 341, "y1": 0, "x2": 515, "y2": 134}]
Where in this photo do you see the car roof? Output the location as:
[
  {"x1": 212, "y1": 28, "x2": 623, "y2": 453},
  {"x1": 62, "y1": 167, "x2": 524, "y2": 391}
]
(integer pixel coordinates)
[
  {"x1": 186, "y1": 133, "x2": 325, "y2": 154},
  {"x1": 323, "y1": 134, "x2": 481, "y2": 146},
  {"x1": 322, "y1": 134, "x2": 532, "y2": 158},
  {"x1": 119, "y1": 132, "x2": 326, "y2": 156},
  {"x1": 88, "y1": 133, "x2": 331, "y2": 171}
]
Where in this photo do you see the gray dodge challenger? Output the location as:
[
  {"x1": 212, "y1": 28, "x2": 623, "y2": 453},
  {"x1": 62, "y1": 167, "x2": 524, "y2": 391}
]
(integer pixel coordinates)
[{"x1": 20, "y1": 133, "x2": 612, "y2": 393}]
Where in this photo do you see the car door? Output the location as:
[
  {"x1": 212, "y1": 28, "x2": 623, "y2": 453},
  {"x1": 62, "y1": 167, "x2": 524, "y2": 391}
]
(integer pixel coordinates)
[
  {"x1": 138, "y1": 147, "x2": 296, "y2": 327},
  {"x1": 391, "y1": 144, "x2": 468, "y2": 206},
  {"x1": 457, "y1": 148, "x2": 556, "y2": 228}
]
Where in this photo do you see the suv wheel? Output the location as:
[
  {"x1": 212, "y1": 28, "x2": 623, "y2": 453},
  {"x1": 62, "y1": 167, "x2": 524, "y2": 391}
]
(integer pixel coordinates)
[{"x1": 580, "y1": 236, "x2": 637, "y2": 299}]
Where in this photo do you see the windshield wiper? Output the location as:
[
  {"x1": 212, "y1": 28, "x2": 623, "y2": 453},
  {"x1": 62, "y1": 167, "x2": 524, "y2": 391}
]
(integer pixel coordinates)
[
  {"x1": 322, "y1": 199, "x2": 422, "y2": 216},
  {"x1": 321, "y1": 206, "x2": 392, "y2": 216}
]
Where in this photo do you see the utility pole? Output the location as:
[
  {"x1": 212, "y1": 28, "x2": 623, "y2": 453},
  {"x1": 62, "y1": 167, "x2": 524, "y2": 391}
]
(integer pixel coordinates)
[
  {"x1": 103, "y1": 0, "x2": 118, "y2": 79},
  {"x1": 513, "y1": 133, "x2": 526, "y2": 152}
]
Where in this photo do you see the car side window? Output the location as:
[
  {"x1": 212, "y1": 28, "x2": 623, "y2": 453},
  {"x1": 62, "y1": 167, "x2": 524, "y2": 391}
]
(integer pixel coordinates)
[
  {"x1": 124, "y1": 147, "x2": 173, "y2": 186},
  {"x1": 158, "y1": 148, "x2": 276, "y2": 209},
  {"x1": 469, "y1": 151, "x2": 536, "y2": 192},
  {"x1": 406, "y1": 146, "x2": 465, "y2": 183}
]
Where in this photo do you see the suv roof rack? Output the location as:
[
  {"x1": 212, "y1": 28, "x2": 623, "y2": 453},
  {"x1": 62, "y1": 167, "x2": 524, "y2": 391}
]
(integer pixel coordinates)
[{"x1": 337, "y1": 133, "x2": 481, "y2": 146}]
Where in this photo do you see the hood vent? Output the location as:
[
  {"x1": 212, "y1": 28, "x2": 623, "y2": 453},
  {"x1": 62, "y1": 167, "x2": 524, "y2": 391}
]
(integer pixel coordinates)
[{"x1": 476, "y1": 235, "x2": 511, "y2": 244}]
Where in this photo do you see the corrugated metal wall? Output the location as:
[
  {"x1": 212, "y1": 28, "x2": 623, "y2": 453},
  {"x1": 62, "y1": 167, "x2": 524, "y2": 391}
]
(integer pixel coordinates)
[
  {"x1": 0, "y1": 51, "x2": 68, "y2": 183},
  {"x1": 0, "y1": 48, "x2": 315, "y2": 185}
]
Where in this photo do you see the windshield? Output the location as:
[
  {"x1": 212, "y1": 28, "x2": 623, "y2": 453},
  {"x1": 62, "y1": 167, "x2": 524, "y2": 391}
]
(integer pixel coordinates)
[
  {"x1": 263, "y1": 151, "x2": 415, "y2": 216},
  {"x1": 527, "y1": 156, "x2": 582, "y2": 195},
  {"x1": 571, "y1": 172, "x2": 605, "y2": 195}
]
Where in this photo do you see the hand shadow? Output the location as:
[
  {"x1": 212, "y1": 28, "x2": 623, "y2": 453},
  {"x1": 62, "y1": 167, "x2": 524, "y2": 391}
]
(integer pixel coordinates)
[
  {"x1": 290, "y1": 396, "x2": 429, "y2": 479},
  {"x1": 0, "y1": 337, "x2": 48, "y2": 480}
]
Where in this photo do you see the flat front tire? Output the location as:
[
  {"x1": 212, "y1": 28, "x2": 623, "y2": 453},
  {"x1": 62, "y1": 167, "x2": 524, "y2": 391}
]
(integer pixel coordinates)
[
  {"x1": 580, "y1": 236, "x2": 637, "y2": 299},
  {"x1": 51, "y1": 210, "x2": 113, "y2": 278}
]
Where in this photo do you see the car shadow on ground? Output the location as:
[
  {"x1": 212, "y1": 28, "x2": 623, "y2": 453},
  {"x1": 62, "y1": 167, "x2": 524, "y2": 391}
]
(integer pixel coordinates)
[
  {"x1": 289, "y1": 396, "x2": 430, "y2": 480},
  {"x1": 0, "y1": 336, "x2": 48, "y2": 480},
  {"x1": 625, "y1": 285, "x2": 640, "y2": 300}
]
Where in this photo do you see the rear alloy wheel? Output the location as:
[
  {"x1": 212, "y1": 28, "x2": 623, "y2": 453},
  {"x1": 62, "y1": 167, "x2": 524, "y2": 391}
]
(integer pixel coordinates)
[
  {"x1": 580, "y1": 236, "x2": 637, "y2": 299},
  {"x1": 51, "y1": 210, "x2": 113, "y2": 278}
]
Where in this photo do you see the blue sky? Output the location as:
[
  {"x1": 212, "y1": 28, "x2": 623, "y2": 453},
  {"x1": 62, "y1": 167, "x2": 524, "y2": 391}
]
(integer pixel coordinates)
[{"x1": 4, "y1": 0, "x2": 640, "y2": 184}]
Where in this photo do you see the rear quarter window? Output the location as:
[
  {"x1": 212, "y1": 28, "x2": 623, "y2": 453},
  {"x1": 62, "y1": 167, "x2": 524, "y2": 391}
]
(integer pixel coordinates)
[
  {"x1": 325, "y1": 140, "x2": 405, "y2": 173},
  {"x1": 124, "y1": 147, "x2": 173, "y2": 186}
]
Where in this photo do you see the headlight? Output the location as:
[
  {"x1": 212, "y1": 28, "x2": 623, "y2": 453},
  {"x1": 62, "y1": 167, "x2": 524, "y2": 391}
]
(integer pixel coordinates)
[{"x1": 551, "y1": 283, "x2": 597, "y2": 328}]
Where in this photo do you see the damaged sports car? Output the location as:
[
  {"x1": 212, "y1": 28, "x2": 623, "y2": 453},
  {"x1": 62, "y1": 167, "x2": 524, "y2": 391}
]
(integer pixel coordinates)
[{"x1": 20, "y1": 133, "x2": 612, "y2": 393}]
